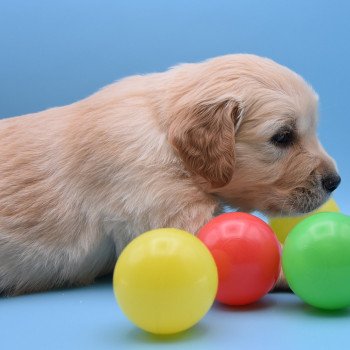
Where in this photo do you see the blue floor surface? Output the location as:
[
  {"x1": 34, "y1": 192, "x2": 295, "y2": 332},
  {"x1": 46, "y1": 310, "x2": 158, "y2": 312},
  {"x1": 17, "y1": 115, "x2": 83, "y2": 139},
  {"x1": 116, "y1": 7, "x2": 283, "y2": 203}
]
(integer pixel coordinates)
[{"x1": 1, "y1": 276, "x2": 350, "y2": 350}]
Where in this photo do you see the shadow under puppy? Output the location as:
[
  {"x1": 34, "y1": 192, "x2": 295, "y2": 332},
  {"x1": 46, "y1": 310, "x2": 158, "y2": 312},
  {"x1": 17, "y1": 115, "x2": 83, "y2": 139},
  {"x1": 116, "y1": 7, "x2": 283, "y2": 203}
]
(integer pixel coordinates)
[{"x1": 0, "y1": 54, "x2": 340, "y2": 296}]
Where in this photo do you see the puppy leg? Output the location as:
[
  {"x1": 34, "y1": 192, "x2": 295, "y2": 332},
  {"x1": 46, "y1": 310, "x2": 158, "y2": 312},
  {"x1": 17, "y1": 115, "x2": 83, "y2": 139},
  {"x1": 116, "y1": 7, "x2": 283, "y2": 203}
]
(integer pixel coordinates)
[
  {"x1": 273, "y1": 243, "x2": 291, "y2": 291},
  {"x1": 108, "y1": 200, "x2": 217, "y2": 257},
  {"x1": 274, "y1": 268, "x2": 290, "y2": 291},
  {"x1": 0, "y1": 234, "x2": 67, "y2": 296},
  {"x1": 0, "y1": 230, "x2": 116, "y2": 296},
  {"x1": 166, "y1": 205, "x2": 216, "y2": 235}
]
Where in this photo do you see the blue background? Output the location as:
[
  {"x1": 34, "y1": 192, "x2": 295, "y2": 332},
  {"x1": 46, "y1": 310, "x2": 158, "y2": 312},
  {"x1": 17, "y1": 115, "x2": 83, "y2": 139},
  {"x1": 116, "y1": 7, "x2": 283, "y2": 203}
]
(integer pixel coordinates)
[{"x1": 1, "y1": 1, "x2": 350, "y2": 349}]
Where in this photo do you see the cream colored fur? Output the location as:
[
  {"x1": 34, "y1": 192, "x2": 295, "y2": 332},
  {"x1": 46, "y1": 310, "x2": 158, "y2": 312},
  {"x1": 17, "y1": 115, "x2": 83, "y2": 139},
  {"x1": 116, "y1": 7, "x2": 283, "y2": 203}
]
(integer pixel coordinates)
[{"x1": 0, "y1": 54, "x2": 339, "y2": 295}]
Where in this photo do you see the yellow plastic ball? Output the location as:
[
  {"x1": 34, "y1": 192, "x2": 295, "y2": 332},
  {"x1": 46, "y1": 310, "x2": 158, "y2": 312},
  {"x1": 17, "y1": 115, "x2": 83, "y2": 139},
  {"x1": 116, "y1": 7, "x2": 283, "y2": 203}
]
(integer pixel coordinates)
[
  {"x1": 269, "y1": 198, "x2": 340, "y2": 244},
  {"x1": 113, "y1": 228, "x2": 218, "y2": 335}
]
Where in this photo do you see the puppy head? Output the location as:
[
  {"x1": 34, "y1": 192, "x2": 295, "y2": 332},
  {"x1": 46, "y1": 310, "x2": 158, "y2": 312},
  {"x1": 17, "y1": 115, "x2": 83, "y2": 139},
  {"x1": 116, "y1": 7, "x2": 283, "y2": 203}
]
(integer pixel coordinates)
[{"x1": 167, "y1": 54, "x2": 340, "y2": 216}]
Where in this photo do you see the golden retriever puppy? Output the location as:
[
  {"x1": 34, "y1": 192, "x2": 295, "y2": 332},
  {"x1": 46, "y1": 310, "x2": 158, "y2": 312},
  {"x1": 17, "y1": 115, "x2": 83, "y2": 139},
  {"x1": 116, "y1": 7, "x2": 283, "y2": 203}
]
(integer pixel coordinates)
[{"x1": 0, "y1": 54, "x2": 340, "y2": 295}]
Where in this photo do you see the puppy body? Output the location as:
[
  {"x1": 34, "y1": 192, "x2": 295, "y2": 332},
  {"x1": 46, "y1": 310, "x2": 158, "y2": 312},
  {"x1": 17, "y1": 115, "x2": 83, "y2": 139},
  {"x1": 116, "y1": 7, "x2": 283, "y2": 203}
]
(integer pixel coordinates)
[
  {"x1": 0, "y1": 66, "x2": 217, "y2": 294},
  {"x1": 0, "y1": 54, "x2": 339, "y2": 295}
]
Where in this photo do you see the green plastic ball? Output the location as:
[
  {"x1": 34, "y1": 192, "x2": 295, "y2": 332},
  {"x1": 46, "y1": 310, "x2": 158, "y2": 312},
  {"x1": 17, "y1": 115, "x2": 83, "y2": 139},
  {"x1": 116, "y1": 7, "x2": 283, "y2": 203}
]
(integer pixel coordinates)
[{"x1": 282, "y1": 212, "x2": 350, "y2": 310}]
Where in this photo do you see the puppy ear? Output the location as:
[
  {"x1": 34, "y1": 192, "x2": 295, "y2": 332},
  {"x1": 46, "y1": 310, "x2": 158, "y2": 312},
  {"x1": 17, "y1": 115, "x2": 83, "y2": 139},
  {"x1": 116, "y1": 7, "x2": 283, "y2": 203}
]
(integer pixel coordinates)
[{"x1": 168, "y1": 98, "x2": 243, "y2": 188}]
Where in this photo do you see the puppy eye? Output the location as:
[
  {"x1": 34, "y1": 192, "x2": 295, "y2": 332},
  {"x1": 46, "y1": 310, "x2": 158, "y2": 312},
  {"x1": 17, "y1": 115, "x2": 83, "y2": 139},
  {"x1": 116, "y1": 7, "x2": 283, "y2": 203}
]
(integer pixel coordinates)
[{"x1": 271, "y1": 129, "x2": 294, "y2": 147}]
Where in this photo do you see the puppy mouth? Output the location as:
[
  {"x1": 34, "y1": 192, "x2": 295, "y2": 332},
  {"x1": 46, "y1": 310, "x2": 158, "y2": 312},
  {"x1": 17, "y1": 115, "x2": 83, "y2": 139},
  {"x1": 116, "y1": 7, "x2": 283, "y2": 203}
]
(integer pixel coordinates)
[
  {"x1": 267, "y1": 185, "x2": 330, "y2": 217},
  {"x1": 291, "y1": 188, "x2": 329, "y2": 214}
]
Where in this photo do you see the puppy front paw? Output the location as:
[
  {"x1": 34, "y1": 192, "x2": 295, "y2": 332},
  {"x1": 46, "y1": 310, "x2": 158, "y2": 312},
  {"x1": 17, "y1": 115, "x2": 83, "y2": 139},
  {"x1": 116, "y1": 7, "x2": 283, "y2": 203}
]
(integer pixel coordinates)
[{"x1": 273, "y1": 268, "x2": 291, "y2": 292}]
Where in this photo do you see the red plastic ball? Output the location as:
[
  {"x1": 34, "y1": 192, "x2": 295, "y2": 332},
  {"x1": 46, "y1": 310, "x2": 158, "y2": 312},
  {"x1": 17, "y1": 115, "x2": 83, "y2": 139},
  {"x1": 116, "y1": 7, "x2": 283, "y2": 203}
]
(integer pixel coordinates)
[{"x1": 197, "y1": 212, "x2": 281, "y2": 306}]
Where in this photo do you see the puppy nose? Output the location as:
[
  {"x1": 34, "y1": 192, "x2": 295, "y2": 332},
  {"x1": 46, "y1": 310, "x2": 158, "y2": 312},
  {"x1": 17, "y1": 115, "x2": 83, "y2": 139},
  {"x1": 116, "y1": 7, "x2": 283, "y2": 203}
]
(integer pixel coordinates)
[{"x1": 322, "y1": 173, "x2": 341, "y2": 192}]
